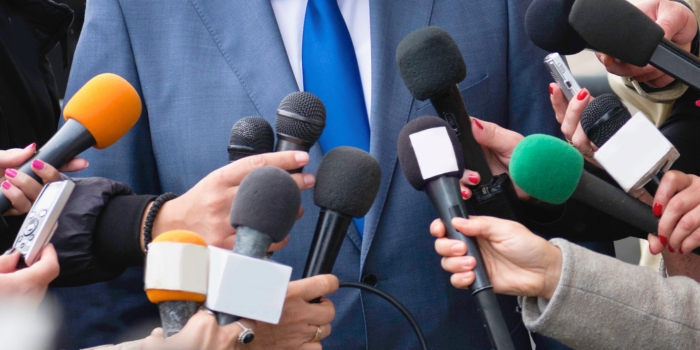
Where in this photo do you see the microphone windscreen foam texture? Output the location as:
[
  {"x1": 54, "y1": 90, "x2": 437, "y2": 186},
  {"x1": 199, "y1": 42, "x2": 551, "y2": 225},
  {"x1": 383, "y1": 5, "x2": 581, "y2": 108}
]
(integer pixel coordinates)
[
  {"x1": 397, "y1": 116, "x2": 465, "y2": 191},
  {"x1": 509, "y1": 134, "x2": 583, "y2": 205},
  {"x1": 276, "y1": 92, "x2": 326, "y2": 144},
  {"x1": 62, "y1": 73, "x2": 142, "y2": 149},
  {"x1": 229, "y1": 117, "x2": 275, "y2": 161},
  {"x1": 524, "y1": 0, "x2": 586, "y2": 54},
  {"x1": 570, "y1": 0, "x2": 664, "y2": 67},
  {"x1": 313, "y1": 147, "x2": 381, "y2": 218},
  {"x1": 146, "y1": 230, "x2": 207, "y2": 303},
  {"x1": 230, "y1": 166, "x2": 301, "y2": 243},
  {"x1": 396, "y1": 26, "x2": 466, "y2": 101},
  {"x1": 580, "y1": 94, "x2": 631, "y2": 147}
]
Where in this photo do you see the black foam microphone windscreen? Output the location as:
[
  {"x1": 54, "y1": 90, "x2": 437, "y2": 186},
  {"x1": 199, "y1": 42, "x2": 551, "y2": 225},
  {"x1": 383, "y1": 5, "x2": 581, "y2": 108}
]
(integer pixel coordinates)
[
  {"x1": 228, "y1": 117, "x2": 275, "y2": 163},
  {"x1": 580, "y1": 94, "x2": 631, "y2": 147},
  {"x1": 525, "y1": 0, "x2": 587, "y2": 54}
]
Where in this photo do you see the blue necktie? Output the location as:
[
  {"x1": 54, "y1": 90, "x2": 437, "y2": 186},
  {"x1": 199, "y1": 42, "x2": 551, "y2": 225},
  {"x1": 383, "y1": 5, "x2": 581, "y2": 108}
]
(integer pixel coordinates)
[{"x1": 303, "y1": 0, "x2": 370, "y2": 237}]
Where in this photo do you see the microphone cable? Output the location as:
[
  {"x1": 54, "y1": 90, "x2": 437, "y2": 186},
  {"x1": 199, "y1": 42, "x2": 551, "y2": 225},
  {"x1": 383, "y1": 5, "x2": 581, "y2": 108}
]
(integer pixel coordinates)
[{"x1": 338, "y1": 282, "x2": 429, "y2": 350}]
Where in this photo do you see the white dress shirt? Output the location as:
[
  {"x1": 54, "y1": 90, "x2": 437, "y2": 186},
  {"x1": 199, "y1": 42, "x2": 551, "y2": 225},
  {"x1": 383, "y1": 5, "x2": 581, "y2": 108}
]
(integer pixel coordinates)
[{"x1": 270, "y1": 0, "x2": 372, "y2": 118}]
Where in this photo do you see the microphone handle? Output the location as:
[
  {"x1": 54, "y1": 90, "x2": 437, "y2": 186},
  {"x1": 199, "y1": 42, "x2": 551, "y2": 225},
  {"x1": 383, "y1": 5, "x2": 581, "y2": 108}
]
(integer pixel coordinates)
[
  {"x1": 0, "y1": 119, "x2": 95, "y2": 214},
  {"x1": 649, "y1": 38, "x2": 700, "y2": 92},
  {"x1": 216, "y1": 227, "x2": 273, "y2": 326},
  {"x1": 274, "y1": 135, "x2": 312, "y2": 174},
  {"x1": 430, "y1": 84, "x2": 493, "y2": 184},
  {"x1": 425, "y1": 176, "x2": 515, "y2": 350},
  {"x1": 159, "y1": 300, "x2": 199, "y2": 338},
  {"x1": 643, "y1": 169, "x2": 664, "y2": 197}
]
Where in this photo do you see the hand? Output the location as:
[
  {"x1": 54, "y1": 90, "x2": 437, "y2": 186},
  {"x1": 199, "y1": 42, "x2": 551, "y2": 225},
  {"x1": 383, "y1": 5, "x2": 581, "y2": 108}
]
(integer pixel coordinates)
[
  {"x1": 1, "y1": 144, "x2": 88, "y2": 216},
  {"x1": 458, "y1": 118, "x2": 529, "y2": 200},
  {"x1": 550, "y1": 84, "x2": 597, "y2": 163},
  {"x1": 597, "y1": 0, "x2": 698, "y2": 88},
  {"x1": 242, "y1": 274, "x2": 338, "y2": 350},
  {"x1": 148, "y1": 151, "x2": 315, "y2": 251},
  {"x1": 649, "y1": 171, "x2": 700, "y2": 255},
  {"x1": 430, "y1": 216, "x2": 562, "y2": 299},
  {"x1": 0, "y1": 244, "x2": 60, "y2": 310},
  {"x1": 141, "y1": 310, "x2": 251, "y2": 350}
]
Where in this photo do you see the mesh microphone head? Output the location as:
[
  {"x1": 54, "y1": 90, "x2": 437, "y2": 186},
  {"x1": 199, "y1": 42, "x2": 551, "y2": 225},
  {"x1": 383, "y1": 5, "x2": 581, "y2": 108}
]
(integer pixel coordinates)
[
  {"x1": 229, "y1": 117, "x2": 275, "y2": 162},
  {"x1": 570, "y1": 0, "x2": 664, "y2": 67},
  {"x1": 313, "y1": 147, "x2": 381, "y2": 218},
  {"x1": 397, "y1": 116, "x2": 465, "y2": 191},
  {"x1": 229, "y1": 166, "x2": 301, "y2": 243},
  {"x1": 396, "y1": 26, "x2": 467, "y2": 101},
  {"x1": 524, "y1": 0, "x2": 587, "y2": 54},
  {"x1": 276, "y1": 92, "x2": 326, "y2": 144},
  {"x1": 580, "y1": 94, "x2": 631, "y2": 147}
]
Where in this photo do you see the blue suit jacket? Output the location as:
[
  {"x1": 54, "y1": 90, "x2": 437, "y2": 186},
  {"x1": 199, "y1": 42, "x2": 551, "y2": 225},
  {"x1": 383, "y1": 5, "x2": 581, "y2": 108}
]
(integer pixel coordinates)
[{"x1": 56, "y1": 0, "x2": 561, "y2": 348}]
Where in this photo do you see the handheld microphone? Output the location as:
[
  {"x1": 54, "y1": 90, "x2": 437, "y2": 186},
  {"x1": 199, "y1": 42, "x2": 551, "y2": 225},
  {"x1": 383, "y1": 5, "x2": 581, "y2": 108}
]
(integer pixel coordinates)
[
  {"x1": 228, "y1": 117, "x2": 275, "y2": 163},
  {"x1": 145, "y1": 230, "x2": 209, "y2": 338},
  {"x1": 396, "y1": 27, "x2": 492, "y2": 184},
  {"x1": 302, "y1": 147, "x2": 381, "y2": 281},
  {"x1": 581, "y1": 94, "x2": 678, "y2": 195},
  {"x1": 509, "y1": 134, "x2": 700, "y2": 255},
  {"x1": 215, "y1": 166, "x2": 301, "y2": 326},
  {"x1": 274, "y1": 92, "x2": 326, "y2": 173},
  {"x1": 397, "y1": 116, "x2": 515, "y2": 350},
  {"x1": 0, "y1": 73, "x2": 141, "y2": 215},
  {"x1": 524, "y1": 0, "x2": 589, "y2": 54},
  {"x1": 570, "y1": 0, "x2": 700, "y2": 91}
]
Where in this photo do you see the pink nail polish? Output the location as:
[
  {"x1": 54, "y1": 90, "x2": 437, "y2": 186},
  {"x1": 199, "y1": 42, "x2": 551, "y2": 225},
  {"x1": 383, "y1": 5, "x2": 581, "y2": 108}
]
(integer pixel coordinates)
[
  {"x1": 577, "y1": 89, "x2": 588, "y2": 101},
  {"x1": 680, "y1": 248, "x2": 684, "y2": 255},
  {"x1": 653, "y1": 203, "x2": 662, "y2": 217},
  {"x1": 24, "y1": 143, "x2": 35, "y2": 150},
  {"x1": 468, "y1": 174, "x2": 479, "y2": 184},
  {"x1": 659, "y1": 235, "x2": 667, "y2": 245},
  {"x1": 1, "y1": 181, "x2": 10, "y2": 190},
  {"x1": 461, "y1": 190, "x2": 469, "y2": 199},
  {"x1": 32, "y1": 159, "x2": 44, "y2": 170},
  {"x1": 696, "y1": 99, "x2": 700, "y2": 107},
  {"x1": 4, "y1": 169, "x2": 16, "y2": 178},
  {"x1": 668, "y1": 245, "x2": 675, "y2": 253},
  {"x1": 473, "y1": 119, "x2": 484, "y2": 130}
]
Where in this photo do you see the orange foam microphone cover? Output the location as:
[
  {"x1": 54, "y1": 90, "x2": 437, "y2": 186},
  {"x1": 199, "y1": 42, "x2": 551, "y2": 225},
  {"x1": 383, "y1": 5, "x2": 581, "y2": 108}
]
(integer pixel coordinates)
[
  {"x1": 146, "y1": 230, "x2": 208, "y2": 304},
  {"x1": 62, "y1": 73, "x2": 142, "y2": 149}
]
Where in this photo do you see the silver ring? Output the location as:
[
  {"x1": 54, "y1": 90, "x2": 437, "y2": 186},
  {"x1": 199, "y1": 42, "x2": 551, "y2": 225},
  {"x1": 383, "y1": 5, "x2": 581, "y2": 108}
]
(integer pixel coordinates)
[
  {"x1": 198, "y1": 306, "x2": 215, "y2": 317},
  {"x1": 236, "y1": 321, "x2": 255, "y2": 344}
]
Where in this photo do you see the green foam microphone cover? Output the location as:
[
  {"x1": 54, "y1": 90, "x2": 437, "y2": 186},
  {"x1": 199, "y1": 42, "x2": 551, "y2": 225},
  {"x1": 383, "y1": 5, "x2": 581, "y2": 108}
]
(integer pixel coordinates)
[{"x1": 509, "y1": 134, "x2": 584, "y2": 204}]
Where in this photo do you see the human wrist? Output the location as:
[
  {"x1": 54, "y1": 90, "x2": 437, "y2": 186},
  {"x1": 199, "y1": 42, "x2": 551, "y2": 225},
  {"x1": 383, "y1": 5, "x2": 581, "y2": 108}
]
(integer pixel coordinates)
[
  {"x1": 541, "y1": 245, "x2": 563, "y2": 300},
  {"x1": 141, "y1": 193, "x2": 180, "y2": 251}
]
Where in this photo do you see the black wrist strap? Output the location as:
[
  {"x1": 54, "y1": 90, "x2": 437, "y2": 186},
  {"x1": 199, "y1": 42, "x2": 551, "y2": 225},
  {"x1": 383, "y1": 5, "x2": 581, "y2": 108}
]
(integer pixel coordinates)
[{"x1": 143, "y1": 192, "x2": 178, "y2": 252}]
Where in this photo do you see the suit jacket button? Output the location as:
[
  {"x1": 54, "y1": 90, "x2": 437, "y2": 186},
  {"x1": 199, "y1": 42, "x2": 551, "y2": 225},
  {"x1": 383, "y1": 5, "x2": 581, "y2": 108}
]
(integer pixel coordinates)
[{"x1": 361, "y1": 274, "x2": 378, "y2": 287}]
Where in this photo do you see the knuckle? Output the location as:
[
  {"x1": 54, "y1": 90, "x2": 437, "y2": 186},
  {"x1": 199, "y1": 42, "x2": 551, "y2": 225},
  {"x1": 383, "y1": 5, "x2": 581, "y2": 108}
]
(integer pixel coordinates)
[
  {"x1": 246, "y1": 155, "x2": 268, "y2": 169},
  {"x1": 677, "y1": 217, "x2": 697, "y2": 233}
]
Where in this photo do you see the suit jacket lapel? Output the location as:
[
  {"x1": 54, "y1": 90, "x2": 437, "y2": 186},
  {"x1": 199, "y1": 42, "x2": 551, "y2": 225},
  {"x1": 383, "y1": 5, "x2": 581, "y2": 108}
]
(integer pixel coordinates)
[{"x1": 361, "y1": 0, "x2": 435, "y2": 268}]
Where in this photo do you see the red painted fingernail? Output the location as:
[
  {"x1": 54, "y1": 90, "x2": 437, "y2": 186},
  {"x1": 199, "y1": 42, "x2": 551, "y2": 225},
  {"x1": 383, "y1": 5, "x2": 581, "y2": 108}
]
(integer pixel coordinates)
[
  {"x1": 473, "y1": 119, "x2": 484, "y2": 130},
  {"x1": 659, "y1": 235, "x2": 667, "y2": 245},
  {"x1": 680, "y1": 248, "x2": 684, "y2": 255},
  {"x1": 696, "y1": 99, "x2": 700, "y2": 107},
  {"x1": 668, "y1": 245, "x2": 675, "y2": 253},
  {"x1": 576, "y1": 89, "x2": 588, "y2": 101},
  {"x1": 24, "y1": 143, "x2": 35, "y2": 150},
  {"x1": 549, "y1": 84, "x2": 554, "y2": 94},
  {"x1": 468, "y1": 174, "x2": 479, "y2": 184},
  {"x1": 4, "y1": 169, "x2": 16, "y2": 178},
  {"x1": 32, "y1": 159, "x2": 44, "y2": 170},
  {"x1": 653, "y1": 203, "x2": 662, "y2": 217},
  {"x1": 461, "y1": 190, "x2": 470, "y2": 199},
  {"x1": 1, "y1": 181, "x2": 10, "y2": 190}
]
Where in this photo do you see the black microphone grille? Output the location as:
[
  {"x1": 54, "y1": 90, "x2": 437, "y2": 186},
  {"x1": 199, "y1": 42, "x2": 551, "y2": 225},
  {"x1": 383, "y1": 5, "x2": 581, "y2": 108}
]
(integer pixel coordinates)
[
  {"x1": 276, "y1": 92, "x2": 327, "y2": 144},
  {"x1": 524, "y1": 0, "x2": 587, "y2": 55},
  {"x1": 229, "y1": 117, "x2": 275, "y2": 162},
  {"x1": 229, "y1": 166, "x2": 301, "y2": 243},
  {"x1": 580, "y1": 94, "x2": 631, "y2": 147},
  {"x1": 397, "y1": 116, "x2": 465, "y2": 191},
  {"x1": 396, "y1": 26, "x2": 467, "y2": 101},
  {"x1": 313, "y1": 147, "x2": 381, "y2": 218}
]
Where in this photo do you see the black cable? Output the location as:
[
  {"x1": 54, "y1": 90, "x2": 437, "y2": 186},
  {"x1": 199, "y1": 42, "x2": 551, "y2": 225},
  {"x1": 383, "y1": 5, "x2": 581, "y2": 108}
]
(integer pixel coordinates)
[{"x1": 338, "y1": 282, "x2": 429, "y2": 350}]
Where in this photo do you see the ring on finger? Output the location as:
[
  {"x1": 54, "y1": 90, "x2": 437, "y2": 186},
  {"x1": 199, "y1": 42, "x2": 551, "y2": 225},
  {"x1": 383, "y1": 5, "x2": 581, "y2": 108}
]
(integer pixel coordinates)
[
  {"x1": 566, "y1": 138, "x2": 573, "y2": 146},
  {"x1": 236, "y1": 321, "x2": 255, "y2": 344},
  {"x1": 309, "y1": 326, "x2": 323, "y2": 343},
  {"x1": 583, "y1": 148, "x2": 594, "y2": 156}
]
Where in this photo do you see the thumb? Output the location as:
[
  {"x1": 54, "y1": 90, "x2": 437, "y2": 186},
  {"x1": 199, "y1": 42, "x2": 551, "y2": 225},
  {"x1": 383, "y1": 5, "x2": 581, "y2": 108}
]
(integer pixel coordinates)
[
  {"x1": 470, "y1": 118, "x2": 523, "y2": 157},
  {"x1": 0, "y1": 251, "x2": 20, "y2": 273},
  {"x1": 656, "y1": 1, "x2": 697, "y2": 45}
]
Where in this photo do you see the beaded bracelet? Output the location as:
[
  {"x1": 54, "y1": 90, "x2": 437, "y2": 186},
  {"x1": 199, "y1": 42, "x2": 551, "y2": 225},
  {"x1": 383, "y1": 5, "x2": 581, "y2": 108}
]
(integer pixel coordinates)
[{"x1": 143, "y1": 192, "x2": 178, "y2": 253}]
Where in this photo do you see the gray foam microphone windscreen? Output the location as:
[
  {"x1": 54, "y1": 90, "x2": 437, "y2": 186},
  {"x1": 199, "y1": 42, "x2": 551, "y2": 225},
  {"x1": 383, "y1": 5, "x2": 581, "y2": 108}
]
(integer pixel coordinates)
[
  {"x1": 396, "y1": 26, "x2": 467, "y2": 101},
  {"x1": 276, "y1": 92, "x2": 327, "y2": 144},
  {"x1": 313, "y1": 147, "x2": 381, "y2": 218},
  {"x1": 229, "y1": 166, "x2": 301, "y2": 243},
  {"x1": 580, "y1": 94, "x2": 631, "y2": 147},
  {"x1": 524, "y1": 0, "x2": 587, "y2": 54},
  {"x1": 397, "y1": 116, "x2": 465, "y2": 191},
  {"x1": 229, "y1": 117, "x2": 275, "y2": 162}
]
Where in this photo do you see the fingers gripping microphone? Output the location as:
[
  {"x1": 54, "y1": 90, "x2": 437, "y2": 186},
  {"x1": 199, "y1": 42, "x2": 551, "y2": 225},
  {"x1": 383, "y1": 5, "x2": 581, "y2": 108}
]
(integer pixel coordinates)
[
  {"x1": 0, "y1": 73, "x2": 141, "y2": 214},
  {"x1": 302, "y1": 147, "x2": 381, "y2": 281},
  {"x1": 524, "y1": 0, "x2": 589, "y2": 54},
  {"x1": 397, "y1": 27, "x2": 492, "y2": 184},
  {"x1": 275, "y1": 92, "x2": 326, "y2": 173},
  {"x1": 228, "y1": 117, "x2": 275, "y2": 163},
  {"x1": 509, "y1": 135, "x2": 700, "y2": 255},
  {"x1": 145, "y1": 230, "x2": 209, "y2": 338},
  {"x1": 215, "y1": 166, "x2": 301, "y2": 326},
  {"x1": 581, "y1": 95, "x2": 678, "y2": 195},
  {"x1": 397, "y1": 116, "x2": 515, "y2": 350},
  {"x1": 570, "y1": 0, "x2": 700, "y2": 91}
]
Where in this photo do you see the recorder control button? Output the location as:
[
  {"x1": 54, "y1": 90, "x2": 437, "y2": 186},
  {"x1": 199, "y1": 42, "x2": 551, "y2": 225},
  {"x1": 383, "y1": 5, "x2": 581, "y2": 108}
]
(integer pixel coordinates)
[
  {"x1": 27, "y1": 211, "x2": 36, "y2": 219},
  {"x1": 25, "y1": 234, "x2": 34, "y2": 242},
  {"x1": 25, "y1": 219, "x2": 39, "y2": 234},
  {"x1": 39, "y1": 209, "x2": 48, "y2": 217}
]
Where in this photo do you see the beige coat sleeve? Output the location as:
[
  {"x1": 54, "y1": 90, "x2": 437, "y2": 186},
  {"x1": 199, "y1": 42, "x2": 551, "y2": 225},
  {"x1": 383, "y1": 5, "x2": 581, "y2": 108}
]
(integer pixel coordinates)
[
  {"x1": 520, "y1": 238, "x2": 700, "y2": 350},
  {"x1": 82, "y1": 340, "x2": 142, "y2": 350}
]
